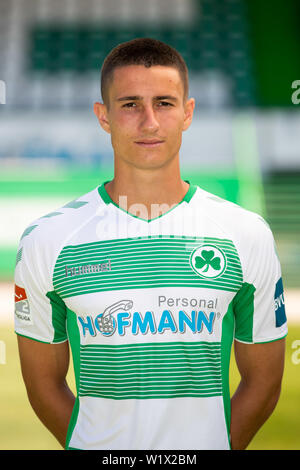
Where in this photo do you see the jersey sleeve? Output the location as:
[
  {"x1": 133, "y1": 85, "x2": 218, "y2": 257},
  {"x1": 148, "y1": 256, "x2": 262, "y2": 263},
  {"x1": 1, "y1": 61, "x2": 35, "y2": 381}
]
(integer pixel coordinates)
[
  {"x1": 233, "y1": 216, "x2": 288, "y2": 344},
  {"x1": 14, "y1": 225, "x2": 68, "y2": 344}
]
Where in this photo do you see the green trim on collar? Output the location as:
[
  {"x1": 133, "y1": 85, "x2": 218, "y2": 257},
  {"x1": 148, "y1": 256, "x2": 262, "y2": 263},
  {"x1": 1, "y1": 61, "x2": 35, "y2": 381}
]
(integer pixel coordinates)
[{"x1": 97, "y1": 180, "x2": 197, "y2": 223}]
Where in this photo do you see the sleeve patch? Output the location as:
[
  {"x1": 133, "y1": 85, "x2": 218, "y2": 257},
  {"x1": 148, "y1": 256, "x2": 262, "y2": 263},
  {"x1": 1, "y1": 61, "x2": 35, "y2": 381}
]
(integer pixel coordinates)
[
  {"x1": 14, "y1": 284, "x2": 33, "y2": 325},
  {"x1": 274, "y1": 278, "x2": 287, "y2": 327}
]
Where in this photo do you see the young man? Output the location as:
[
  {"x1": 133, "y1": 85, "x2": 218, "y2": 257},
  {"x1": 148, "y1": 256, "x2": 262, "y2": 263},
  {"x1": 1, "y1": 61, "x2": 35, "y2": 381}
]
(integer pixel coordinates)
[{"x1": 15, "y1": 38, "x2": 287, "y2": 450}]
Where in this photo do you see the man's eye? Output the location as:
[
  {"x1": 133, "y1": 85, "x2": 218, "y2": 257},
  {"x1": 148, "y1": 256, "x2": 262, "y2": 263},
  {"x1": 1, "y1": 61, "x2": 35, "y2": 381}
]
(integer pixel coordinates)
[
  {"x1": 158, "y1": 101, "x2": 173, "y2": 107},
  {"x1": 122, "y1": 102, "x2": 136, "y2": 108}
]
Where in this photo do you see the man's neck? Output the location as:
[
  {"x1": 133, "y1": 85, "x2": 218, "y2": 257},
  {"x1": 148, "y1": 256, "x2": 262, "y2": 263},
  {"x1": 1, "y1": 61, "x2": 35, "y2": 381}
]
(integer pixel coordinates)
[{"x1": 104, "y1": 170, "x2": 190, "y2": 221}]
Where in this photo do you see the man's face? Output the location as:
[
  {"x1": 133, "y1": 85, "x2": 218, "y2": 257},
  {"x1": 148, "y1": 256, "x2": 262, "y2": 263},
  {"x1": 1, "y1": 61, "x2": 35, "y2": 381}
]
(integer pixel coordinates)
[{"x1": 94, "y1": 65, "x2": 195, "y2": 170}]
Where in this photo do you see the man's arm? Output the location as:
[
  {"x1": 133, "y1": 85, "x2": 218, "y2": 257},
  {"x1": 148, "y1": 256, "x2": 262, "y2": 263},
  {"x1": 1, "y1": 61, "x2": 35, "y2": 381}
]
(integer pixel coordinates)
[
  {"x1": 230, "y1": 338, "x2": 285, "y2": 450},
  {"x1": 17, "y1": 335, "x2": 76, "y2": 448}
]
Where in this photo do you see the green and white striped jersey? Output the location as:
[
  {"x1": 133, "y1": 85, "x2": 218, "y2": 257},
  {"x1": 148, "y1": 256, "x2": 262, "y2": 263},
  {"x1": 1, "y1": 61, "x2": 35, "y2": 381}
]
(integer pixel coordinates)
[{"x1": 14, "y1": 181, "x2": 288, "y2": 450}]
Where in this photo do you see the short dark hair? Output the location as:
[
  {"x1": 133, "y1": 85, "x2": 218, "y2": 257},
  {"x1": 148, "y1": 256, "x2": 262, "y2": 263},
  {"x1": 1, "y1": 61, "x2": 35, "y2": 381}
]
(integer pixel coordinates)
[{"x1": 101, "y1": 37, "x2": 189, "y2": 106}]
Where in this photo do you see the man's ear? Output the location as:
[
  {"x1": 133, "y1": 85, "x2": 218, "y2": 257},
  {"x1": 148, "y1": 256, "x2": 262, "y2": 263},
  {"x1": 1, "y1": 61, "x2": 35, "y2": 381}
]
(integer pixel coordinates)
[
  {"x1": 94, "y1": 102, "x2": 111, "y2": 134},
  {"x1": 182, "y1": 97, "x2": 195, "y2": 132}
]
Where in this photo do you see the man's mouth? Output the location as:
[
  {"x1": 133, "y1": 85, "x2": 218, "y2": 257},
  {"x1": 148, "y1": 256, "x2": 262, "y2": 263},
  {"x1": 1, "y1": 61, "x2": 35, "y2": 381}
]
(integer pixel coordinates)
[{"x1": 135, "y1": 139, "x2": 164, "y2": 148}]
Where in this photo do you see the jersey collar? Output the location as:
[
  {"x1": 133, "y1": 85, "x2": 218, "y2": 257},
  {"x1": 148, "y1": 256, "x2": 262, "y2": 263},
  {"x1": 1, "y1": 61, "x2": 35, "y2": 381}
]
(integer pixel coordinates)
[{"x1": 97, "y1": 180, "x2": 197, "y2": 223}]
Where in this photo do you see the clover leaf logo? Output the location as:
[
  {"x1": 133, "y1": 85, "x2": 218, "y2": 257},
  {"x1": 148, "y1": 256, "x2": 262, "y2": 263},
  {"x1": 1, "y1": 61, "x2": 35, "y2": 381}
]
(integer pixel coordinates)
[
  {"x1": 190, "y1": 244, "x2": 226, "y2": 279},
  {"x1": 195, "y1": 250, "x2": 221, "y2": 272}
]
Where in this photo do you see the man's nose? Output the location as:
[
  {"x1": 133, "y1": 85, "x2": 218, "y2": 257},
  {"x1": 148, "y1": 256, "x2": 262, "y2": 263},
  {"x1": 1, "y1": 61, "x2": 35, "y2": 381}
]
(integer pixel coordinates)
[{"x1": 140, "y1": 105, "x2": 160, "y2": 132}]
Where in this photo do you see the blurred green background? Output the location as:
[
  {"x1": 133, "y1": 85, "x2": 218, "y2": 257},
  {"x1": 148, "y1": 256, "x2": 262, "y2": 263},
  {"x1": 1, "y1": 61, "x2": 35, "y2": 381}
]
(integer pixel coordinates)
[{"x1": 0, "y1": 0, "x2": 299, "y2": 450}]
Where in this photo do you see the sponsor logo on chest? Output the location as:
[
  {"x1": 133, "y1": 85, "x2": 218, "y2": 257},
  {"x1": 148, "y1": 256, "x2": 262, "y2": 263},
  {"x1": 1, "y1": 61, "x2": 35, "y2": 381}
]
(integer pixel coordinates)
[{"x1": 77, "y1": 296, "x2": 221, "y2": 338}]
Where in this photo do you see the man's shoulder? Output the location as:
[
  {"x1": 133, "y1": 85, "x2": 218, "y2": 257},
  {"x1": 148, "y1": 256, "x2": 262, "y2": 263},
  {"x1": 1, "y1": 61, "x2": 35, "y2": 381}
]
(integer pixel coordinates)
[
  {"x1": 18, "y1": 186, "x2": 102, "y2": 250},
  {"x1": 194, "y1": 185, "x2": 272, "y2": 240}
]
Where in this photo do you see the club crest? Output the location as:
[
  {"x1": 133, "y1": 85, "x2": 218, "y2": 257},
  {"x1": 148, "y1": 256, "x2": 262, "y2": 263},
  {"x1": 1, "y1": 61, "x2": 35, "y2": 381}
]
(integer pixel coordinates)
[{"x1": 190, "y1": 244, "x2": 227, "y2": 279}]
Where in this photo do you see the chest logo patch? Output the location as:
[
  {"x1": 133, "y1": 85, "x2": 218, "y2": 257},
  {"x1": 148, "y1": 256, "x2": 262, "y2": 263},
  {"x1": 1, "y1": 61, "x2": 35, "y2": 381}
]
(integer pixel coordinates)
[{"x1": 190, "y1": 244, "x2": 227, "y2": 279}]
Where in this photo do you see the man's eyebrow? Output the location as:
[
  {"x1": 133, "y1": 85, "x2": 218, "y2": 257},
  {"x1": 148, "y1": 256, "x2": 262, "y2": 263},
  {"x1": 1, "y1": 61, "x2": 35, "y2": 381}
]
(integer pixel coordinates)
[
  {"x1": 116, "y1": 95, "x2": 178, "y2": 102},
  {"x1": 155, "y1": 95, "x2": 178, "y2": 101},
  {"x1": 116, "y1": 96, "x2": 142, "y2": 102}
]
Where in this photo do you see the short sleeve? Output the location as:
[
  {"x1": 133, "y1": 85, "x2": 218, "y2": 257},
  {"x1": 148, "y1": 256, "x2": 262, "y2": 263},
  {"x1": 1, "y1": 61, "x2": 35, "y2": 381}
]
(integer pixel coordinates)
[
  {"x1": 234, "y1": 217, "x2": 288, "y2": 344},
  {"x1": 14, "y1": 227, "x2": 68, "y2": 344}
]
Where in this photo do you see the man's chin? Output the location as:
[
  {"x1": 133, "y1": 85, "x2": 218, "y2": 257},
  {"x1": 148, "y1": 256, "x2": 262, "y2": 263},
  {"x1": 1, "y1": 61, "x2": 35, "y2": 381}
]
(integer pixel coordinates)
[{"x1": 131, "y1": 153, "x2": 175, "y2": 170}]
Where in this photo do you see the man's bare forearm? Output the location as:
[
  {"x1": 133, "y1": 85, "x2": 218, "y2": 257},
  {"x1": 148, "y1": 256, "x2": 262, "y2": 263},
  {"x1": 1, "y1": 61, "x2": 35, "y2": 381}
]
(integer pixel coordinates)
[
  {"x1": 230, "y1": 379, "x2": 281, "y2": 450},
  {"x1": 26, "y1": 379, "x2": 76, "y2": 448}
]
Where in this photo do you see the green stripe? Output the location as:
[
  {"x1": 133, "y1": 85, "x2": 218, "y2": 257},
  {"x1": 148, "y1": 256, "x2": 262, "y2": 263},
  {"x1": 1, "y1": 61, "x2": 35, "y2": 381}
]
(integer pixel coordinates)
[
  {"x1": 53, "y1": 272, "x2": 243, "y2": 288},
  {"x1": 80, "y1": 386, "x2": 222, "y2": 393},
  {"x1": 80, "y1": 360, "x2": 221, "y2": 369},
  {"x1": 55, "y1": 278, "x2": 241, "y2": 292},
  {"x1": 57, "y1": 236, "x2": 239, "y2": 251},
  {"x1": 46, "y1": 291, "x2": 68, "y2": 343},
  {"x1": 15, "y1": 248, "x2": 23, "y2": 266},
  {"x1": 65, "y1": 397, "x2": 79, "y2": 450},
  {"x1": 55, "y1": 263, "x2": 242, "y2": 275},
  {"x1": 81, "y1": 350, "x2": 220, "y2": 359},
  {"x1": 80, "y1": 391, "x2": 222, "y2": 400},
  {"x1": 78, "y1": 341, "x2": 222, "y2": 400},
  {"x1": 81, "y1": 349, "x2": 220, "y2": 358},
  {"x1": 80, "y1": 340, "x2": 220, "y2": 349},
  {"x1": 220, "y1": 295, "x2": 235, "y2": 448},
  {"x1": 55, "y1": 259, "x2": 242, "y2": 271},
  {"x1": 80, "y1": 372, "x2": 221, "y2": 380},
  {"x1": 233, "y1": 282, "x2": 256, "y2": 343},
  {"x1": 20, "y1": 225, "x2": 38, "y2": 240},
  {"x1": 80, "y1": 378, "x2": 221, "y2": 385},
  {"x1": 54, "y1": 269, "x2": 242, "y2": 281},
  {"x1": 54, "y1": 272, "x2": 242, "y2": 286},
  {"x1": 55, "y1": 281, "x2": 240, "y2": 298},
  {"x1": 65, "y1": 308, "x2": 81, "y2": 450},
  {"x1": 63, "y1": 200, "x2": 88, "y2": 209},
  {"x1": 57, "y1": 250, "x2": 242, "y2": 258},
  {"x1": 41, "y1": 211, "x2": 62, "y2": 218},
  {"x1": 54, "y1": 237, "x2": 238, "y2": 251}
]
